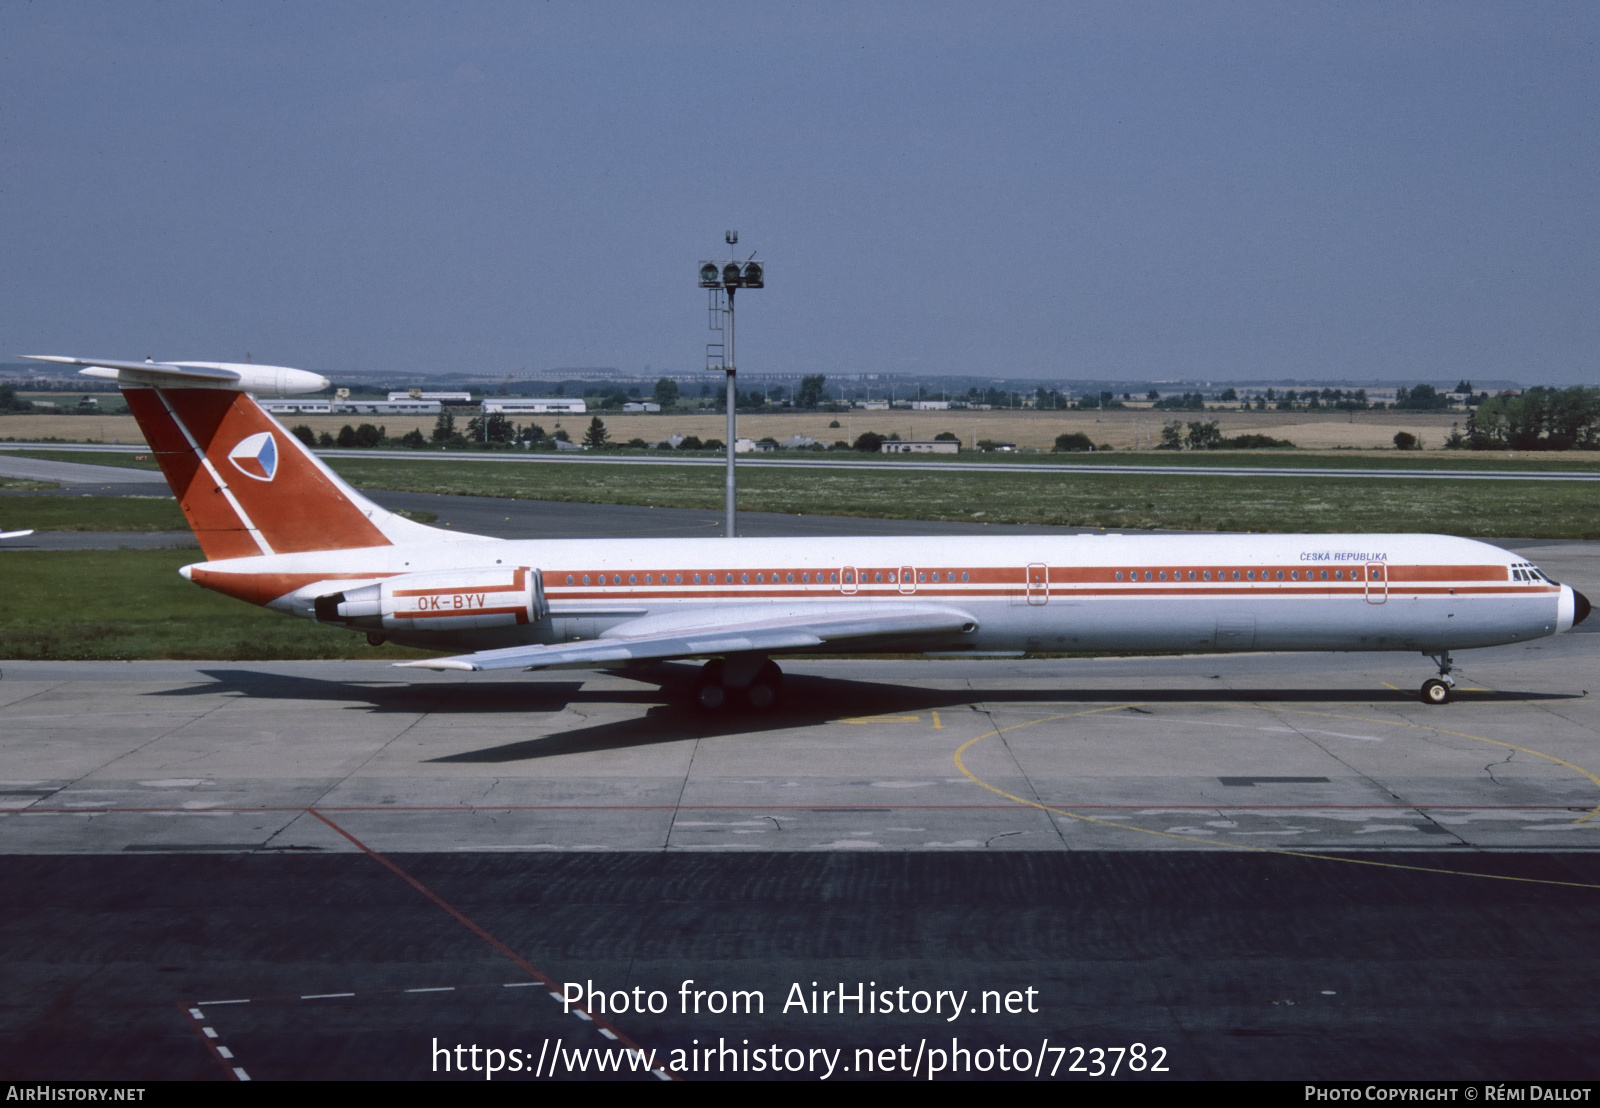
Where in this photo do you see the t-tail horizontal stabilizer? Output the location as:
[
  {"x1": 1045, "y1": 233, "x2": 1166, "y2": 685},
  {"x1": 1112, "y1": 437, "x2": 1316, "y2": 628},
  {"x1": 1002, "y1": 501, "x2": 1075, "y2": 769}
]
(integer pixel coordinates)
[
  {"x1": 22, "y1": 355, "x2": 329, "y2": 394},
  {"x1": 26, "y1": 354, "x2": 483, "y2": 559}
]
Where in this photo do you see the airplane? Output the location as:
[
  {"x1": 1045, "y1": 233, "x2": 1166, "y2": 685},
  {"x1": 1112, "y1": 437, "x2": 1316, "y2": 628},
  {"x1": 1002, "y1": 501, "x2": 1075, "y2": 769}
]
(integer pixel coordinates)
[
  {"x1": 24, "y1": 354, "x2": 1592, "y2": 709},
  {"x1": 0, "y1": 530, "x2": 33, "y2": 540}
]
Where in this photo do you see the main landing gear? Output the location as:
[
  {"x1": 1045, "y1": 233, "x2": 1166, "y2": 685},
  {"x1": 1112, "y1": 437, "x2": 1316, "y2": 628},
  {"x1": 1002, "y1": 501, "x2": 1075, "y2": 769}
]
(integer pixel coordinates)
[
  {"x1": 694, "y1": 656, "x2": 783, "y2": 713},
  {"x1": 1420, "y1": 652, "x2": 1456, "y2": 705}
]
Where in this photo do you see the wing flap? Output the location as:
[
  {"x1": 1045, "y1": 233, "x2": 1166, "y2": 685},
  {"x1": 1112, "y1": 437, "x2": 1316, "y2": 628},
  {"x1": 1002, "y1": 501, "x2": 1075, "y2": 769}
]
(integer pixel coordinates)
[{"x1": 394, "y1": 603, "x2": 977, "y2": 672}]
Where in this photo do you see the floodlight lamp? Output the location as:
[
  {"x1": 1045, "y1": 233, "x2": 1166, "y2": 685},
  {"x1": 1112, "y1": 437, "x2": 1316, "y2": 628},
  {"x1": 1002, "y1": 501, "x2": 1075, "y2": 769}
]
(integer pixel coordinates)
[
  {"x1": 741, "y1": 261, "x2": 764, "y2": 288},
  {"x1": 722, "y1": 262, "x2": 742, "y2": 286},
  {"x1": 699, "y1": 262, "x2": 721, "y2": 287}
]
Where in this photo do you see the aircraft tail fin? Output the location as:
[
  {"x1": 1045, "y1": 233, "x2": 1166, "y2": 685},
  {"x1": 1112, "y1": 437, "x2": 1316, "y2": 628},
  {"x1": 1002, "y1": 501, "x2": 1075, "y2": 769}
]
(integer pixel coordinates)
[{"x1": 115, "y1": 382, "x2": 447, "y2": 560}]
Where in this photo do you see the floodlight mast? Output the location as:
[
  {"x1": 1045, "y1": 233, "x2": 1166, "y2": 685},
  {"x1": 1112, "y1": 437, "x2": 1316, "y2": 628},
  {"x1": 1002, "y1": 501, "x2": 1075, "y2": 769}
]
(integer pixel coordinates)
[
  {"x1": 725, "y1": 284, "x2": 736, "y2": 536},
  {"x1": 724, "y1": 230, "x2": 738, "y2": 537},
  {"x1": 699, "y1": 231, "x2": 764, "y2": 538}
]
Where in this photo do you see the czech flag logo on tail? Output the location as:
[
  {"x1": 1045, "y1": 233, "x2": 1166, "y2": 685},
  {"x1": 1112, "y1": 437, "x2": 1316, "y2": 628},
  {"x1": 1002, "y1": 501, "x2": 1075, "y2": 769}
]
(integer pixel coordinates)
[{"x1": 227, "y1": 431, "x2": 278, "y2": 481}]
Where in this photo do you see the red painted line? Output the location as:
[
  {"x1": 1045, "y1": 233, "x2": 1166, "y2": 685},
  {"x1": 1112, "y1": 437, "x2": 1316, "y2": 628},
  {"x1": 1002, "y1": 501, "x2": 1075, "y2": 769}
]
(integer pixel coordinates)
[
  {"x1": 305, "y1": 807, "x2": 674, "y2": 1078},
  {"x1": 178, "y1": 1002, "x2": 242, "y2": 1081}
]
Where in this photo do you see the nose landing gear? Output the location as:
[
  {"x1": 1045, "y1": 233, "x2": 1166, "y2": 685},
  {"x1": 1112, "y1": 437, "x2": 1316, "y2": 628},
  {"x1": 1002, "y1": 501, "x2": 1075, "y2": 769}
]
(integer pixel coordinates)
[{"x1": 1420, "y1": 652, "x2": 1456, "y2": 704}]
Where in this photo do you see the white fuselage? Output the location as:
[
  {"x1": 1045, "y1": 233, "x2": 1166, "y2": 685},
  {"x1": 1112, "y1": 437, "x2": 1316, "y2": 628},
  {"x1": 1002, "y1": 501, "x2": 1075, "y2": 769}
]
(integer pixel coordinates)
[{"x1": 186, "y1": 531, "x2": 1574, "y2": 659}]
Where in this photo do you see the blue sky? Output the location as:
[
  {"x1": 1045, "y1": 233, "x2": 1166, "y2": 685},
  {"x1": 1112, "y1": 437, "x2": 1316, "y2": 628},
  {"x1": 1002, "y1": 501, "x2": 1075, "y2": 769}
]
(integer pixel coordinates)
[{"x1": 2, "y1": 2, "x2": 1595, "y2": 383}]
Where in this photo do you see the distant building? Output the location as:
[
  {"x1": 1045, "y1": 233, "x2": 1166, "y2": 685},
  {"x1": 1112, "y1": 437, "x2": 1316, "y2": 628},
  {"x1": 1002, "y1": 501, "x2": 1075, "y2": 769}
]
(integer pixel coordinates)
[
  {"x1": 733, "y1": 438, "x2": 777, "y2": 453},
  {"x1": 388, "y1": 391, "x2": 472, "y2": 403},
  {"x1": 858, "y1": 400, "x2": 890, "y2": 411},
  {"x1": 911, "y1": 400, "x2": 950, "y2": 410},
  {"x1": 879, "y1": 440, "x2": 960, "y2": 455},
  {"x1": 482, "y1": 399, "x2": 588, "y2": 415},
  {"x1": 621, "y1": 401, "x2": 661, "y2": 413},
  {"x1": 336, "y1": 399, "x2": 441, "y2": 415},
  {"x1": 260, "y1": 399, "x2": 333, "y2": 415}
]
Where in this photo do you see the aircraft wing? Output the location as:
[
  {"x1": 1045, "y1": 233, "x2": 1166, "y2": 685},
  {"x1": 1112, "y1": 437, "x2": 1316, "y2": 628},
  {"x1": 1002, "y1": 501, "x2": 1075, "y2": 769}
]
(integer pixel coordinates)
[
  {"x1": 393, "y1": 602, "x2": 980, "y2": 672},
  {"x1": 0, "y1": 529, "x2": 33, "y2": 539}
]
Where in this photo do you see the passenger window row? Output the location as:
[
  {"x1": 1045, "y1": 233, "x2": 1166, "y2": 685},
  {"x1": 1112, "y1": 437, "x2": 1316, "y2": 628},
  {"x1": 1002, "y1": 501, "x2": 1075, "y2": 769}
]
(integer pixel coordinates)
[
  {"x1": 1113, "y1": 567, "x2": 1382, "y2": 582},
  {"x1": 559, "y1": 570, "x2": 975, "y2": 587},
  {"x1": 843, "y1": 570, "x2": 971, "y2": 584},
  {"x1": 562, "y1": 571, "x2": 848, "y2": 586}
]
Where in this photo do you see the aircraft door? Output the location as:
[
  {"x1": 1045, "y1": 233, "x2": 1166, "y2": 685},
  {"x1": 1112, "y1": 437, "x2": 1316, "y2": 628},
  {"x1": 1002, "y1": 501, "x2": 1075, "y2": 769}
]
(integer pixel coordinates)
[
  {"x1": 900, "y1": 566, "x2": 916, "y2": 595},
  {"x1": 1365, "y1": 562, "x2": 1388, "y2": 605},
  {"x1": 841, "y1": 567, "x2": 858, "y2": 595},
  {"x1": 1027, "y1": 563, "x2": 1049, "y2": 606}
]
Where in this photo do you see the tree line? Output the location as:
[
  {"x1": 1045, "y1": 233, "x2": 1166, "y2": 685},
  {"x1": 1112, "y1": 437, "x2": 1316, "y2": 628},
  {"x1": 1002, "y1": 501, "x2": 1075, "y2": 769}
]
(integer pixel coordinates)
[{"x1": 1445, "y1": 387, "x2": 1600, "y2": 451}]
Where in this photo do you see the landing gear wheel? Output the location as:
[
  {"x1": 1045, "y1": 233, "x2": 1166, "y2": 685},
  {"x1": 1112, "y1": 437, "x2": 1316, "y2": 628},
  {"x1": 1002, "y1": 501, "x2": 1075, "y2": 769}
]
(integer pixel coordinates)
[
  {"x1": 365, "y1": 632, "x2": 387, "y2": 647},
  {"x1": 694, "y1": 660, "x2": 729, "y2": 712},
  {"x1": 742, "y1": 661, "x2": 783, "y2": 713},
  {"x1": 1421, "y1": 678, "x2": 1452, "y2": 705}
]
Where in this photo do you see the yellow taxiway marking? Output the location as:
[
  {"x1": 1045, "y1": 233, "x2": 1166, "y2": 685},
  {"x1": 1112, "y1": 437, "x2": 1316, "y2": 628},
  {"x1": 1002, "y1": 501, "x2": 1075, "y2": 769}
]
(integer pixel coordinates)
[
  {"x1": 931, "y1": 711, "x2": 944, "y2": 730},
  {"x1": 953, "y1": 705, "x2": 1600, "y2": 891},
  {"x1": 1380, "y1": 681, "x2": 1401, "y2": 691}
]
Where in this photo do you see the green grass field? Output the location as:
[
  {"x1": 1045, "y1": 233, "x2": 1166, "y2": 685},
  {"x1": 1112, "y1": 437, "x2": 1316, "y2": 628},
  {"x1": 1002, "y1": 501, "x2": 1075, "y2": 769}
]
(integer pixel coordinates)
[
  {"x1": 15, "y1": 443, "x2": 1600, "y2": 471},
  {"x1": 5, "y1": 454, "x2": 1598, "y2": 539},
  {"x1": 0, "y1": 496, "x2": 187, "y2": 531},
  {"x1": 0, "y1": 550, "x2": 434, "y2": 661},
  {"x1": 325, "y1": 457, "x2": 1600, "y2": 539}
]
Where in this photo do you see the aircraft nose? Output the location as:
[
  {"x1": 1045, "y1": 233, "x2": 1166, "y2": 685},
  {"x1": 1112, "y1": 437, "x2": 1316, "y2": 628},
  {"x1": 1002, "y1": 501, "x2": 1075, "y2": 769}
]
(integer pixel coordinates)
[{"x1": 1576, "y1": 589, "x2": 1592, "y2": 627}]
